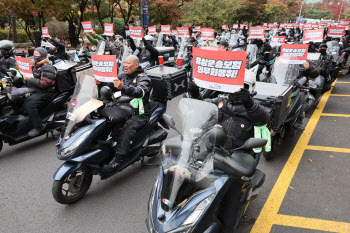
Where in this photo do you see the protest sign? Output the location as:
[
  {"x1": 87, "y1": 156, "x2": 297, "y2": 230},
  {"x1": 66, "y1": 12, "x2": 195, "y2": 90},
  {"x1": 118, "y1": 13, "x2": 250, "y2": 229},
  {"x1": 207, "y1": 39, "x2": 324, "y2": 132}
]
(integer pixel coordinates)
[
  {"x1": 303, "y1": 23, "x2": 312, "y2": 29},
  {"x1": 171, "y1": 30, "x2": 178, "y2": 35},
  {"x1": 312, "y1": 23, "x2": 319, "y2": 29},
  {"x1": 280, "y1": 44, "x2": 309, "y2": 64},
  {"x1": 42, "y1": 27, "x2": 49, "y2": 37},
  {"x1": 161, "y1": 25, "x2": 171, "y2": 34},
  {"x1": 82, "y1": 21, "x2": 93, "y2": 32},
  {"x1": 200, "y1": 28, "x2": 215, "y2": 40},
  {"x1": 240, "y1": 24, "x2": 247, "y2": 29},
  {"x1": 222, "y1": 25, "x2": 227, "y2": 29},
  {"x1": 319, "y1": 22, "x2": 328, "y2": 28},
  {"x1": 15, "y1": 56, "x2": 33, "y2": 77},
  {"x1": 285, "y1": 23, "x2": 294, "y2": 28},
  {"x1": 148, "y1": 26, "x2": 157, "y2": 35},
  {"x1": 249, "y1": 27, "x2": 265, "y2": 39},
  {"x1": 129, "y1": 26, "x2": 143, "y2": 40},
  {"x1": 193, "y1": 47, "x2": 246, "y2": 93},
  {"x1": 339, "y1": 19, "x2": 350, "y2": 27},
  {"x1": 41, "y1": 40, "x2": 55, "y2": 48},
  {"x1": 272, "y1": 36, "x2": 286, "y2": 45},
  {"x1": 263, "y1": 23, "x2": 267, "y2": 27},
  {"x1": 194, "y1": 26, "x2": 201, "y2": 31},
  {"x1": 233, "y1": 24, "x2": 238, "y2": 29},
  {"x1": 177, "y1": 27, "x2": 190, "y2": 37},
  {"x1": 104, "y1": 23, "x2": 114, "y2": 36},
  {"x1": 303, "y1": 29, "x2": 324, "y2": 43},
  {"x1": 91, "y1": 54, "x2": 118, "y2": 82},
  {"x1": 328, "y1": 27, "x2": 345, "y2": 38}
]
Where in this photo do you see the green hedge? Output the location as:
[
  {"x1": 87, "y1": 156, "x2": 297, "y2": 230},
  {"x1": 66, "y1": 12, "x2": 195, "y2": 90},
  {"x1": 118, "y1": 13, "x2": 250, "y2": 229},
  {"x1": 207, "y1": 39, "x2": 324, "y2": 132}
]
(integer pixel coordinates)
[
  {"x1": 0, "y1": 29, "x2": 32, "y2": 43},
  {"x1": 98, "y1": 17, "x2": 124, "y2": 36},
  {"x1": 14, "y1": 42, "x2": 34, "y2": 48}
]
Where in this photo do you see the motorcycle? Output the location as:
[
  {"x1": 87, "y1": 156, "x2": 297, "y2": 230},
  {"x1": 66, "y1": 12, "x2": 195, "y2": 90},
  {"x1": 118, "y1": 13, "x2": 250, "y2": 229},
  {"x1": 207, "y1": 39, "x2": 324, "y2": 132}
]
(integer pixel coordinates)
[
  {"x1": 146, "y1": 98, "x2": 267, "y2": 233},
  {"x1": 52, "y1": 75, "x2": 170, "y2": 204},
  {"x1": 327, "y1": 41, "x2": 344, "y2": 82}
]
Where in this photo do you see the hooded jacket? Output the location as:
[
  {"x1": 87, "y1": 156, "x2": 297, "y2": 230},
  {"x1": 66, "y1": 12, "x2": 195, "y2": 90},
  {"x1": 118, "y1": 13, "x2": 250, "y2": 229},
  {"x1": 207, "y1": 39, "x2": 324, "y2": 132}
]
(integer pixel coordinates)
[
  {"x1": 27, "y1": 58, "x2": 56, "y2": 93},
  {"x1": 50, "y1": 38, "x2": 66, "y2": 60},
  {"x1": 0, "y1": 56, "x2": 16, "y2": 78}
]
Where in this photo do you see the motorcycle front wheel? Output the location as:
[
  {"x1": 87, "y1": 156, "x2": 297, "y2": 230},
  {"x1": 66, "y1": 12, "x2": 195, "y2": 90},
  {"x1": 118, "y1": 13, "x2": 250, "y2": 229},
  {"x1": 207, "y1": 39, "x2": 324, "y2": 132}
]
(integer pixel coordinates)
[{"x1": 52, "y1": 169, "x2": 93, "y2": 204}]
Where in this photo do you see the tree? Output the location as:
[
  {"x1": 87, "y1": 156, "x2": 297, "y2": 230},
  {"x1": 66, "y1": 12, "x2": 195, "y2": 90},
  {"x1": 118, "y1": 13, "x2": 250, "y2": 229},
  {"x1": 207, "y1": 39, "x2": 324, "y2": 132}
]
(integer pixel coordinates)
[
  {"x1": 149, "y1": 0, "x2": 193, "y2": 25},
  {"x1": 113, "y1": 0, "x2": 140, "y2": 24},
  {"x1": 260, "y1": 0, "x2": 301, "y2": 23}
]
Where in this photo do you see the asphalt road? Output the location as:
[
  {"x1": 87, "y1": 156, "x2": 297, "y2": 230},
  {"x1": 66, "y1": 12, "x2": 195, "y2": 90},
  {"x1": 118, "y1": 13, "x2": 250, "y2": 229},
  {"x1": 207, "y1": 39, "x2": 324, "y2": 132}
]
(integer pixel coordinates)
[{"x1": 0, "y1": 77, "x2": 345, "y2": 233}]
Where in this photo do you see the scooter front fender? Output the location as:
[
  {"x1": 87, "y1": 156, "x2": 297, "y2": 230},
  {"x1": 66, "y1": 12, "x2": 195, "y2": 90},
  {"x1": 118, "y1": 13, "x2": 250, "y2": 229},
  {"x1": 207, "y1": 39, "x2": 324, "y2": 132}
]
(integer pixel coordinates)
[{"x1": 53, "y1": 162, "x2": 82, "y2": 181}]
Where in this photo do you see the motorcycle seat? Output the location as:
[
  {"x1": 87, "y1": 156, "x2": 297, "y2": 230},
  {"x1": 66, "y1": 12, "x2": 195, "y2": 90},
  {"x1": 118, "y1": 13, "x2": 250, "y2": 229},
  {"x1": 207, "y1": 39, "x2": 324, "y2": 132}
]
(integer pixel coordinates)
[{"x1": 214, "y1": 152, "x2": 257, "y2": 178}]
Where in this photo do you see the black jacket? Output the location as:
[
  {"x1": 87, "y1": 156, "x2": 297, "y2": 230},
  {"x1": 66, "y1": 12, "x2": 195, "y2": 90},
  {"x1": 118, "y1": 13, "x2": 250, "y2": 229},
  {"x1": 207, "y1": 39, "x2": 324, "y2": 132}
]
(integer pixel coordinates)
[
  {"x1": 319, "y1": 54, "x2": 333, "y2": 80},
  {"x1": 27, "y1": 58, "x2": 56, "y2": 93},
  {"x1": 298, "y1": 60, "x2": 320, "y2": 79},
  {"x1": 0, "y1": 56, "x2": 16, "y2": 78},
  {"x1": 250, "y1": 41, "x2": 272, "y2": 66},
  {"x1": 205, "y1": 96, "x2": 270, "y2": 151},
  {"x1": 50, "y1": 38, "x2": 66, "y2": 60},
  {"x1": 129, "y1": 39, "x2": 159, "y2": 66}
]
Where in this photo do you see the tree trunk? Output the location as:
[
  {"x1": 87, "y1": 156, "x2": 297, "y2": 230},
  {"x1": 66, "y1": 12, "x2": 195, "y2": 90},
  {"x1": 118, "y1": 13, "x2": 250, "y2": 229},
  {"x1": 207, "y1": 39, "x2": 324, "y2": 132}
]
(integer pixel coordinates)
[
  {"x1": 17, "y1": 20, "x2": 35, "y2": 46},
  {"x1": 11, "y1": 8, "x2": 17, "y2": 43},
  {"x1": 94, "y1": 0, "x2": 104, "y2": 27}
]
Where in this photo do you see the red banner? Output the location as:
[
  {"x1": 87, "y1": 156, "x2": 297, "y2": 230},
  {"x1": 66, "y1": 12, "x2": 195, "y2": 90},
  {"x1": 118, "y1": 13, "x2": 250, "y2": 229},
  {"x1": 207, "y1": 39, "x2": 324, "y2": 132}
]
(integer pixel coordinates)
[
  {"x1": 319, "y1": 23, "x2": 327, "y2": 29},
  {"x1": 129, "y1": 26, "x2": 143, "y2": 40},
  {"x1": 82, "y1": 21, "x2": 93, "y2": 32},
  {"x1": 193, "y1": 47, "x2": 246, "y2": 93},
  {"x1": 104, "y1": 23, "x2": 114, "y2": 36},
  {"x1": 280, "y1": 44, "x2": 309, "y2": 64},
  {"x1": 285, "y1": 23, "x2": 294, "y2": 28},
  {"x1": 249, "y1": 27, "x2": 265, "y2": 39},
  {"x1": 42, "y1": 27, "x2": 49, "y2": 37},
  {"x1": 171, "y1": 30, "x2": 178, "y2": 35},
  {"x1": 177, "y1": 27, "x2": 189, "y2": 37},
  {"x1": 299, "y1": 23, "x2": 304, "y2": 29},
  {"x1": 233, "y1": 24, "x2": 238, "y2": 29},
  {"x1": 274, "y1": 22, "x2": 278, "y2": 26},
  {"x1": 161, "y1": 25, "x2": 171, "y2": 34},
  {"x1": 303, "y1": 23, "x2": 312, "y2": 29},
  {"x1": 328, "y1": 27, "x2": 345, "y2": 38},
  {"x1": 263, "y1": 23, "x2": 267, "y2": 27},
  {"x1": 272, "y1": 36, "x2": 286, "y2": 45},
  {"x1": 268, "y1": 23, "x2": 275, "y2": 28},
  {"x1": 340, "y1": 19, "x2": 350, "y2": 27},
  {"x1": 280, "y1": 24, "x2": 285, "y2": 28},
  {"x1": 148, "y1": 26, "x2": 157, "y2": 35},
  {"x1": 312, "y1": 23, "x2": 319, "y2": 29},
  {"x1": 15, "y1": 56, "x2": 33, "y2": 77},
  {"x1": 194, "y1": 26, "x2": 201, "y2": 31},
  {"x1": 303, "y1": 29, "x2": 324, "y2": 43},
  {"x1": 91, "y1": 54, "x2": 118, "y2": 82},
  {"x1": 200, "y1": 28, "x2": 215, "y2": 40},
  {"x1": 222, "y1": 25, "x2": 227, "y2": 29}
]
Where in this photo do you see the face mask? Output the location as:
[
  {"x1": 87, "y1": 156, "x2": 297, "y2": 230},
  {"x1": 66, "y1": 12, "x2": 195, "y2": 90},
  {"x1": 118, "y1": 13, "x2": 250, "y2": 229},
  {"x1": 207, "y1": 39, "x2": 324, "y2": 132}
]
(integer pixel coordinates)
[
  {"x1": 34, "y1": 56, "x2": 41, "y2": 63},
  {"x1": 320, "y1": 49, "x2": 327, "y2": 55}
]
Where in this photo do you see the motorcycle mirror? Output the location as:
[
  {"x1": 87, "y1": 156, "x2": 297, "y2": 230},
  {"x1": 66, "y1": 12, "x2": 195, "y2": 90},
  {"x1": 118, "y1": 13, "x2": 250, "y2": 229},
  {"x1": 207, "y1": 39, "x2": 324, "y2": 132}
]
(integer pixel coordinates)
[
  {"x1": 239, "y1": 138, "x2": 267, "y2": 150},
  {"x1": 162, "y1": 114, "x2": 175, "y2": 128}
]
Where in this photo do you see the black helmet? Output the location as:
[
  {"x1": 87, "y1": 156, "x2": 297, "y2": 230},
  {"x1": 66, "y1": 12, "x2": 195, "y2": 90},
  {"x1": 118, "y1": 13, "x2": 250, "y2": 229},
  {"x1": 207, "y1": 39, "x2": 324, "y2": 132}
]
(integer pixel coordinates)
[
  {"x1": 99, "y1": 86, "x2": 113, "y2": 100},
  {"x1": 0, "y1": 40, "x2": 15, "y2": 58},
  {"x1": 208, "y1": 125, "x2": 227, "y2": 147},
  {"x1": 319, "y1": 43, "x2": 328, "y2": 49}
]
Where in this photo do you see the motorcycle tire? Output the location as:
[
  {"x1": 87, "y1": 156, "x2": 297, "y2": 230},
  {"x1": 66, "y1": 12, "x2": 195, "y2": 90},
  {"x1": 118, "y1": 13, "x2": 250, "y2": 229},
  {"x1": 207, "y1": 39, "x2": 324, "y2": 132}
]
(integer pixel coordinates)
[
  {"x1": 52, "y1": 169, "x2": 93, "y2": 204},
  {"x1": 0, "y1": 137, "x2": 3, "y2": 153},
  {"x1": 263, "y1": 135, "x2": 280, "y2": 161}
]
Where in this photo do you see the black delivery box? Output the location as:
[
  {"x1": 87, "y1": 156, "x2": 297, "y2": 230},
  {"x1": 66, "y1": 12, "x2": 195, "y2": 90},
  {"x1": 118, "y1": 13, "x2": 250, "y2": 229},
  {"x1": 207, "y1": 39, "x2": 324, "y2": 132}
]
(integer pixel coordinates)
[
  {"x1": 155, "y1": 47, "x2": 175, "y2": 64},
  {"x1": 145, "y1": 66, "x2": 187, "y2": 100},
  {"x1": 253, "y1": 82, "x2": 293, "y2": 131}
]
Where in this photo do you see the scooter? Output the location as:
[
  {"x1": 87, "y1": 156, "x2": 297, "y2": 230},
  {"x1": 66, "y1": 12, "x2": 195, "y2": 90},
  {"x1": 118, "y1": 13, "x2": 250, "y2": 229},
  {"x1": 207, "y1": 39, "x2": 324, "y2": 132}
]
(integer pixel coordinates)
[
  {"x1": 303, "y1": 75, "x2": 325, "y2": 112},
  {"x1": 146, "y1": 98, "x2": 267, "y2": 233},
  {"x1": 52, "y1": 75, "x2": 170, "y2": 204}
]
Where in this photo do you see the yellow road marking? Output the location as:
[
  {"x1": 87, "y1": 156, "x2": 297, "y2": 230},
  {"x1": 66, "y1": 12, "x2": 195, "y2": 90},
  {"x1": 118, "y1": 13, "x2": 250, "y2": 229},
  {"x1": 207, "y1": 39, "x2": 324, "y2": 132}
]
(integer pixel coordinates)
[
  {"x1": 330, "y1": 94, "x2": 350, "y2": 97},
  {"x1": 306, "y1": 145, "x2": 350, "y2": 154},
  {"x1": 321, "y1": 113, "x2": 350, "y2": 118},
  {"x1": 336, "y1": 81, "x2": 350, "y2": 84},
  {"x1": 274, "y1": 214, "x2": 350, "y2": 233},
  {"x1": 250, "y1": 87, "x2": 334, "y2": 233}
]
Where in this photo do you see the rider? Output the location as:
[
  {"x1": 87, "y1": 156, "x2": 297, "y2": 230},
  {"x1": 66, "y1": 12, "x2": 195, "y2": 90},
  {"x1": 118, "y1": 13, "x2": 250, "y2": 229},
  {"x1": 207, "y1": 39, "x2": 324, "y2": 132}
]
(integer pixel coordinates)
[
  {"x1": 248, "y1": 36, "x2": 272, "y2": 81},
  {"x1": 318, "y1": 43, "x2": 333, "y2": 92},
  {"x1": 96, "y1": 55, "x2": 153, "y2": 171},
  {"x1": 217, "y1": 40, "x2": 229, "y2": 50},
  {"x1": 47, "y1": 35, "x2": 66, "y2": 61},
  {"x1": 129, "y1": 35, "x2": 159, "y2": 67},
  {"x1": 163, "y1": 33, "x2": 179, "y2": 50},
  {"x1": 22, "y1": 47, "x2": 56, "y2": 137},
  {"x1": 0, "y1": 40, "x2": 16, "y2": 79}
]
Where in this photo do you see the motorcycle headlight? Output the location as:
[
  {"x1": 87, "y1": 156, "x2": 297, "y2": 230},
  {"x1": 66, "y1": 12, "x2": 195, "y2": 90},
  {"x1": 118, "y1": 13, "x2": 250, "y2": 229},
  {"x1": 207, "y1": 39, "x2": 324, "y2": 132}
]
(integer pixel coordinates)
[
  {"x1": 168, "y1": 194, "x2": 215, "y2": 233},
  {"x1": 58, "y1": 129, "x2": 93, "y2": 158},
  {"x1": 146, "y1": 175, "x2": 159, "y2": 233}
]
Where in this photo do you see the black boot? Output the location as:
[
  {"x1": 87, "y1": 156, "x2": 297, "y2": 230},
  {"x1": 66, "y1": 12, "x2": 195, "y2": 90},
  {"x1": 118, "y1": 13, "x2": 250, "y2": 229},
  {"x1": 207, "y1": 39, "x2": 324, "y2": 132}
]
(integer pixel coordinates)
[
  {"x1": 103, "y1": 153, "x2": 124, "y2": 172},
  {"x1": 28, "y1": 124, "x2": 44, "y2": 137}
]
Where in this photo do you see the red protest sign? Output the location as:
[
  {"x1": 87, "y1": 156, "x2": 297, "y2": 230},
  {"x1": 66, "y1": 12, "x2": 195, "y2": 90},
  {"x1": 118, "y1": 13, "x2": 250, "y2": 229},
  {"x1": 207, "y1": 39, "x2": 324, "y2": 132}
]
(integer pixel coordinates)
[
  {"x1": 280, "y1": 24, "x2": 285, "y2": 28},
  {"x1": 319, "y1": 23, "x2": 327, "y2": 29},
  {"x1": 201, "y1": 28, "x2": 215, "y2": 40},
  {"x1": 274, "y1": 22, "x2": 278, "y2": 26},
  {"x1": 91, "y1": 54, "x2": 118, "y2": 82},
  {"x1": 263, "y1": 23, "x2": 267, "y2": 27},
  {"x1": 161, "y1": 25, "x2": 171, "y2": 34},
  {"x1": 129, "y1": 26, "x2": 143, "y2": 40},
  {"x1": 280, "y1": 44, "x2": 309, "y2": 64},
  {"x1": 312, "y1": 23, "x2": 319, "y2": 29},
  {"x1": 328, "y1": 27, "x2": 345, "y2": 38},
  {"x1": 194, "y1": 26, "x2": 201, "y2": 31},
  {"x1": 42, "y1": 27, "x2": 49, "y2": 37},
  {"x1": 340, "y1": 19, "x2": 350, "y2": 27},
  {"x1": 303, "y1": 29, "x2": 324, "y2": 43},
  {"x1": 177, "y1": 27, "x2": 190, "y2": 37},
  {"x1": 193, "y1": 47, "x2": 246, "y2": 93},
  {"x1": 233, "y1": 24, "x2": 238, "y2": 29},
  {"x1": 299, "y1": 23, "x2": 304, "y2": 29},
  {"x1": 272, "y1": 36, "x2": 286, "y2": 45},
  {"x1": 82, "y1": 21, "x2": 93, "y2": 32},
  {"x1": 148, "y1": 26, "x2": 157, "y2": 35},
  {"x1": 188, "y1": 22, "x2": 192, "y2": 27},
  {"x1": 303, "y1": 23, "x2": 312, "y2": 29},
  {"x1": 222, "y1": 25, "x2": 227, "y2": 29},
  {"x1": 285, "y1": 23, "x2": 294, "y2": 28},
  {"x1": 104, "y1": 23, "x2": 114, "y2": 36},
  {"x1": 15, "y1": 56, "x2": 33, "y2": 77},
  {"x1": 240, "y1": 24, "x2": 247, "y2": 29},
  {"x1": 249, "y1": 27, "x2": 265, "y2": 39},
  {"x1": 268, "y1": 23, "x2": 275, "y2": 28},
  {"x1": 171, "y1": 30, "x2": 178, "y2": 35}
]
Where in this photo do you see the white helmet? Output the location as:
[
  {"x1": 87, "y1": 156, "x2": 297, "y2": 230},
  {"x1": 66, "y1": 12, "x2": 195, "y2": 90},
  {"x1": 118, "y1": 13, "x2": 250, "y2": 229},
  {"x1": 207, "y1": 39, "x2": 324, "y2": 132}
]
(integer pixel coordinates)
[
  {"x1": 244, "y1": 68, "x2": 256, "y2": 94},
  {"x1": 144, "y1": 35, "x2": 154, "y2": 41}
]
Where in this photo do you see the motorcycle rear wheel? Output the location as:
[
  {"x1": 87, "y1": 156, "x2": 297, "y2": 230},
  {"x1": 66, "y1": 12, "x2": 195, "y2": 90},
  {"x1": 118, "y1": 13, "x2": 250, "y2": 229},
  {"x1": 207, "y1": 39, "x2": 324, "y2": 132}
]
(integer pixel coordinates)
[{"x1": 52, "y1": 169, "x2": 93, "y2": 204}]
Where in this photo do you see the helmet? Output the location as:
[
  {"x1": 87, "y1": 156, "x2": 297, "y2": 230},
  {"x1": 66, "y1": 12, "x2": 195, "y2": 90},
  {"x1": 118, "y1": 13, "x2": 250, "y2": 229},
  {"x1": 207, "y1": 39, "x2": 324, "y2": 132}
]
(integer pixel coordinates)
[
  {"x1": 244, "y1": 68, "x2": 256, "y2": 94},
  {"x1": 99, "y1": 86, "x2": 113, "y2": 100},
  {"x1": 319, "y1": 43, "x2": 328, "y2": 49},
  {"x1": 144, "y1": 35, "x2": 154, "y2": 41},
  {"x1": 208, "y1": 125, "x2": 227, "y2": 147},
  {"x1": 0, "y1": 40, "x2": 15, "y2": 58}
]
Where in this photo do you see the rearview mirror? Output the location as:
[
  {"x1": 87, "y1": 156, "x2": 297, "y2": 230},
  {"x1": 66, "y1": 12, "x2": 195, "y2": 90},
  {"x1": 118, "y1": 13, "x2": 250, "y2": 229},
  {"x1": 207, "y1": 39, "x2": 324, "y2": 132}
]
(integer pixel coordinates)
[
  {"x1": 241, "y1": 138, "x2": 267, "y2": 150},
  {"x1": 162, "y1": 114, "x2": 175, "y2": 129}
]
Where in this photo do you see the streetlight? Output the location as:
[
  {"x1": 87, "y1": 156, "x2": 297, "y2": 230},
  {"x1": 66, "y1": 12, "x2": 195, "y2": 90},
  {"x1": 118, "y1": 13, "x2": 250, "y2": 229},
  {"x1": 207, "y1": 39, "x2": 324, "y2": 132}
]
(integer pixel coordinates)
[{"x1": 338, "y1": 0, "x2": 344, "y2": 23}]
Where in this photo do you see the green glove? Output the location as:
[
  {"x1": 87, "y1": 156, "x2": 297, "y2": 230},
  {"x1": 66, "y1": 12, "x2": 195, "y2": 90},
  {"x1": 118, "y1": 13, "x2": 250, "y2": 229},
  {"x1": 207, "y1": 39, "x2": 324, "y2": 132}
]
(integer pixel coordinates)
[
  {"x1": 253, "y1": 125, "x2": 271, "y2": 153},
  {"x1": 130, "y1": 89, "x2": 145, "y2": 115}
]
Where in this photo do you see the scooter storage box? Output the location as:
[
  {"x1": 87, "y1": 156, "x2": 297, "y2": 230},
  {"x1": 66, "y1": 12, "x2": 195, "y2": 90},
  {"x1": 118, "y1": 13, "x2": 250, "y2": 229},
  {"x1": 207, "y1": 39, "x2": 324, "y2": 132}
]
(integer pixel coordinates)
[
  {"x1": 145, "y1": 66, "x2": 187, "y2": 100},
  {"x1": 253, "y1": 82, "x2": 293, "y2": 130},
  {"x1": 155, "y1": 47, "x2": 175, "y2": 64}
]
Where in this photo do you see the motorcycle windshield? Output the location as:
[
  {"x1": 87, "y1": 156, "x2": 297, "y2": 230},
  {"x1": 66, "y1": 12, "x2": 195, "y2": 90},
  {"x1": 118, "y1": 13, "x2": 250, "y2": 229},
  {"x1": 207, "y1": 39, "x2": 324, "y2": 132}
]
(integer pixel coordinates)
[
  {"x1": 119, "y1": 44, "x2": 133, "y2": 73},
  {"x1": 247, "y1": 44, "x2": 257, "y2": 65},
  {"x1": 96, "y1": 41, "x2": 106, "y2": 55},
  {"x1": 61, "y1": 75, "x2": 103, "y2": 139},
  {"x1": 326, "y1": 41, "x2": 340, "y2": 55},
  {"x1": 160, "y1": 98, "x2": 219, "y2": 212},
  {"x1": 270, "y1": 57, "x2": 300, "y2": 85}
]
